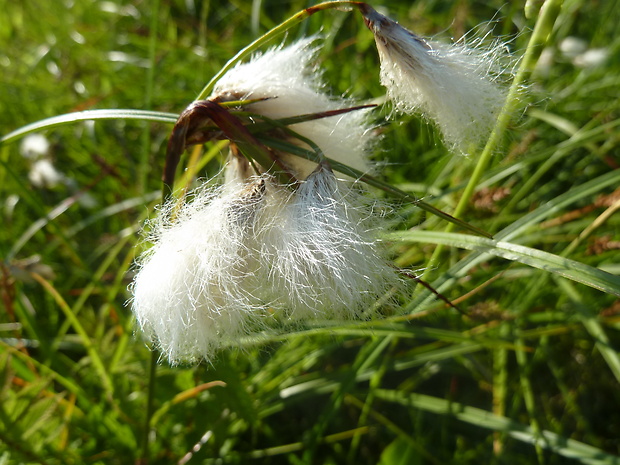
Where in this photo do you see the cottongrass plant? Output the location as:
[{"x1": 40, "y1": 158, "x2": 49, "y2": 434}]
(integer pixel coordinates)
[
  {"x1": 359, "y1": 4, "x2": 512, "y2": 153},
  {"x1": 131, "y1": 1, "x2": 514, "y2": 364},
  {"x1": 131, "y1": 39, "x2": 396, "y2": 364}
]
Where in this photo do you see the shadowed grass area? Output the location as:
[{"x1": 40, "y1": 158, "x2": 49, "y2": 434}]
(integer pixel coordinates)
[{"x1": 1, "y1": 0, "x2": 619, "y2": 464}]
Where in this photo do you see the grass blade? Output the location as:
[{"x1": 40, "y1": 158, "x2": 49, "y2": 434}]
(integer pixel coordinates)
[
  {"x1": 387, "y1": 230, "x2": 620, "y2": 296},
  {"x1": 374, "y1": 389, "x2": 620, "y2": 465},
  {"x1": 0, "y1": 109, "x2": 178, "y2": 145}
]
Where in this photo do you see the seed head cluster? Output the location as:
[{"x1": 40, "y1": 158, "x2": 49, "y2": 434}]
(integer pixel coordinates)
[
  {"x1": 130, "y1": 5, "x2": 513, "y2": 364},
  {"x1": 211, "y1": 38, "x2": 375, "y2": 179},
  {"x1": 361, "y1": 4, "x2": 511, "y2": 153},
  {"x1": 131, "y1": 40, "x2": 396, "y2": 364}
]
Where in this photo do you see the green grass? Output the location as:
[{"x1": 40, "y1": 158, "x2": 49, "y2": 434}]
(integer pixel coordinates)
[{"x1": 1, "y1": 0, "x2": 620, "y2": 464}]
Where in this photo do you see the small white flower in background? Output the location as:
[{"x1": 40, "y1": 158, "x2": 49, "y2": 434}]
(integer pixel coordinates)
[
  {"x1": 559, "y1": 37, "x2": 588, "y2": 60},
  {"x1": 28, "y1": 158, "x2": 68, "y2": 189},
  {"x1": 573, "y1": 48, "x2": 609, "y2": 68},
  {"x1": 131, "y1": 40, "x2": 397, "y2": 364},
  {"x1": 360, "y1": 4, "x2": 511, "y2": 154},
  {"x1": 20, "y1": 133, "x2": 50, "y2": 160},
  {"x1": 19, "y1": 133, "x2": 97, "y2": 208},
  {"x1": 20, "y1": 132, "x2": 67, "y2": 189},
  {"x1": 559, "y1": 36, "x2": 609, "y2": 68}
]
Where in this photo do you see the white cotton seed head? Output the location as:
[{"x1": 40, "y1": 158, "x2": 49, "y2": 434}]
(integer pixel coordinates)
[
  {"x1": 573, "y1": 48, "x2": 609, "y2": 68},
  {"x1": 20, "y1": 133, "x2": 50, "y2": 160},
  {"x1": 361, "y1": 5, "x2": 511, "y2": 153},
  {"x1": 210, "y1": 38, "x2": 375, "y2": 179},
  {"x1": 130, "y1": 178, "x2": 270, "y2": 364},
  {"x1": 131, "y1": 163, "x2": 398, "y2": 363},
  {"x1": 254, "y1": 166, "x2": 396, "y2": 320},
  {"x1": 28, "y1": 158, "x2": 67, "y2": 188}
]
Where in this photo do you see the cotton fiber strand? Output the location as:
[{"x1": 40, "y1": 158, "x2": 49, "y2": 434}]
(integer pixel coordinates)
[
  {"x1": 130, "y1": 180, "x2": 268, "y2": 364},
  {"x1": 255, "y1": 166, "x2": 396, "y2": 320},
  {"x1": 211, "y1": 38, "x2": 375, "y2": 179},
  {"x1": 361, "y1": 5, "x2": 511, "y2": 153}
]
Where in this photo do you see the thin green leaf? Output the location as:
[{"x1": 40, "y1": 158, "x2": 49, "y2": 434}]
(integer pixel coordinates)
[
  {"x1": 388, "y1": 230, "x2": 620, "y2": 296},
  {"x1": 0, "y1": 109, "x2": 178, "y2": 146},
  {"x1": 375, "y1": 389, "x2": 620, "y2": 465}
]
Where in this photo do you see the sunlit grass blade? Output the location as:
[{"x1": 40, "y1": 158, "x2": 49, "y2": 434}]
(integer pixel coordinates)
[
  {"x1": 278, "y1": 342, "x2": 486, "y2": 400},
  {"x1": 150, "y1": 381, "x2": 226, "y2": 426},
  {"x1": 0, "y1": 109, "x2": 178, "y2": 145},
  {"x1": 195, "y1": 1, "x2": 364, "y2": 100},
  {"x1": 514, "y1": 332, "x2": 545, "y2": 464},
  {"x1": 422, "y1": 0, "x2": 564, "y2": 276},
  {"x1": 0, "y1": 160, "x2": 83, "y2": 264},
  {"x1": 499, "y1": 118, "x2": 620, "y2": 217},
  {"x1": 1, "y1": 343, "x2": 135, "y2": 450},
  {"x1": 257, "y1": 135, "x2": 492, "y2": 237},
  {"x1": 28, "y1": 273, "x2": 115, "y2": 398},
  {"x1": 387, "y1": 230, "x2": 620, "y2": 296},
  {"x1": 302, "y1": 337, "x2": 392, "y2": 462},
  {"x1": 346, "y1": 395, "x2": 441, "y2": 465},
  {"x1": 374, "y1": 389, "x2": 620, "y2": 465},
  {"x1": 557, "y1": 279, "x2": 620, "y2": 383}
]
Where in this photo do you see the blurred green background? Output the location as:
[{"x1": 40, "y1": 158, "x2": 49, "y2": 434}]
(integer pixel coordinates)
[{"x1": 1, "y1": 0, "x2": 619, "y2": 464}]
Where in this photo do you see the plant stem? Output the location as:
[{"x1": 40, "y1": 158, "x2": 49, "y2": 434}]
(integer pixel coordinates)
[
  {"x1": 138, "y1": 350, "x2": 158, "y2": 464},
  {"x1": 139, "y1": 124, "x2": 174, "y2": 462},
  {"x1": 139, "y1": 0, "x2": 160, "y2": 194},
  {"x1": 195, "y1": 1, "x2": 363, "y2": 100},
  {"x1": 421, "y1": 0, "x2": 564, "y2": 280}
]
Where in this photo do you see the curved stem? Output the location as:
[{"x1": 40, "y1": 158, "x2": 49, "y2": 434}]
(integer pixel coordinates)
[
  {"x1": 421, "y1": 0, "x2": 564, "y2": 280},
  {"x1": 138, "y1": 350, "x2": 158, "y2": 464},
  {"x1": 195, "y1": 1, "x2": 363, "y2": 100}
]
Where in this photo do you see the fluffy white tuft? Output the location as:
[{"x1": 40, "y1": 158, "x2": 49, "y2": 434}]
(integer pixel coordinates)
[
  {"x1": 130, "y1": 178, "x2": 269, "y2": 364},
  {"x1": 131, "y1": 167, "x2": 397, "y2": 364},
  {"x1": 255, "y1": 166, "x2": 396, "y2": 320},
  {"x1": 20, "y1": 133, "x2": 50, "y2": 160},
  {"x1": 362, "y1": 6, "x2": 511, "y2": 153},
  {"x1": 211, "y1": 38, "x2": 375, "y2": 179},
  {"x1": 28, "y1": 159, "x2": 67, "y2": 189}
]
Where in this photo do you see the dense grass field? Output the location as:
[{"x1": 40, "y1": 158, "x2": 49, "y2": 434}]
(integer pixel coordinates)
[{"x1": 1, "y1": 0, "x2": 620, "y2": 463}]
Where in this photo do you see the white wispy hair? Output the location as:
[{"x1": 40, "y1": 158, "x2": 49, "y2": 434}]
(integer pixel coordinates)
[
  {"x1": 210, "y1": 38, "x2": 375, "y2": 179},
  {"x1": 131, "y1": 38, "x2": 400, "y2": 364},
  {"x1": 131, "y1": 166, "x2": 396, "y2": 364},
  {"x1": 361, "y1": 5, "x2": 511, "y2": 153},
  {"x1": 130, "y1": 177, "x2": 268, "y2": 364},
  {"x1": 255, "y1": 165, "x2": 396, "y2": 320}
]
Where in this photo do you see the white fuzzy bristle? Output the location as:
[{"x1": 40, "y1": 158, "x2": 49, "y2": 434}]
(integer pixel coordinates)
[
  {"x1": 362, "y1": 5, "x2": 511, "y2": 153},
  {"x1": 255, "y1": 166, "x2": 396, "y2": 320},
  {"x1": 131, "y1": 168, "x2": 397, "y2": 364},
  {"x1": 130, "y1": 178, "x2": 269, "y2": 364},
  {"x1": 211, "y1": 38, "x2": 375, "y2": 178},
  {"x1": 130, "y1": 38, "x2": 405, "y2": 365}
]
